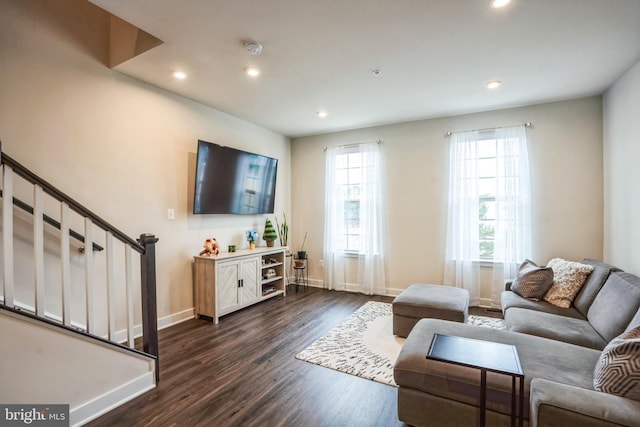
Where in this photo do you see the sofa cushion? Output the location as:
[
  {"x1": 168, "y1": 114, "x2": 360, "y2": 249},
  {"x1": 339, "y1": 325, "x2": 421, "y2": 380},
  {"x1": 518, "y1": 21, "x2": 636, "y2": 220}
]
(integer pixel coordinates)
[
  {"x1": 501, "y1": 290, "x2": 585, "y2": 319},
  {"x1": 593, "y1": 326, "x2": 640, "y2": 401},
  {"x1": 573, "y1": 259, "x2": 618, "y2": 317},
  {"x1": 504, "y1": 307, "x2": 607, "y2": 350},
  {"x1": 510, "y1": 259, "x2": 554, "y2": 301},
  {"x1": 394, "y1": 319, "x2": 601, "y2": 418},
  {"x1": 543, "y1": 258, "x2": 594, "y2": 308},
  {"x1": 625, "y1": 306, "x2": 640, "y2": 333},
  {"x1": 588, "y1": 272, "x2": 640, "y2": 343}
]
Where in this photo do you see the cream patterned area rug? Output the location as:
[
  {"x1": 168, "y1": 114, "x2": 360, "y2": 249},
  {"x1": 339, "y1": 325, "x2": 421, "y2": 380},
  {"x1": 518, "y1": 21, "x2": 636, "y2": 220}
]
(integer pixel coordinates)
[{"x1": 295, "y1": 301, "x2": 506, "y2": 387}]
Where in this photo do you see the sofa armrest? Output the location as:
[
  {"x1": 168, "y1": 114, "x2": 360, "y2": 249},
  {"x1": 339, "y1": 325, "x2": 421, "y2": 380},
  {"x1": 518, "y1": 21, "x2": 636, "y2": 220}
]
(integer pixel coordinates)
[
  {"x1": 530, "y1": 378, "x2": 640, "y2": 427},
  {"x1": 504, "y1": 280, "x2": 513, "y2": 291}
]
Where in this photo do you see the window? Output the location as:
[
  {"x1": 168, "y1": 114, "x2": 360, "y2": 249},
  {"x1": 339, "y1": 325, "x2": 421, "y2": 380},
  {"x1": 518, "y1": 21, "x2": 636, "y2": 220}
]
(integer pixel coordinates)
[
  {"x1": 444, "y1": 124, "x2": 531, "y2": 305},
  {"x1": 445, "y1": 125, "x2": 531, "y2": 263},
  {"x1": 324, "y1": 141, "x2": 387, "y2": 294}
]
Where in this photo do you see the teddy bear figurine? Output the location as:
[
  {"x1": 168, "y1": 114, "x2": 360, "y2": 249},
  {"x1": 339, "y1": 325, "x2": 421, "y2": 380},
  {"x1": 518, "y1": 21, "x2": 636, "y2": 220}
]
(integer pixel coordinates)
[{"x1": 199, "y1": 237, "x2": 220, "y2": 256}]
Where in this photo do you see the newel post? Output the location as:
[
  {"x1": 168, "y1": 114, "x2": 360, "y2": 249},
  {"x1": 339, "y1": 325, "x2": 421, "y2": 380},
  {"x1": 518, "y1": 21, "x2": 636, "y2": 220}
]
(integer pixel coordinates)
[{"x1": 139, "y1": 233, "x2": 160, "y2": 382}]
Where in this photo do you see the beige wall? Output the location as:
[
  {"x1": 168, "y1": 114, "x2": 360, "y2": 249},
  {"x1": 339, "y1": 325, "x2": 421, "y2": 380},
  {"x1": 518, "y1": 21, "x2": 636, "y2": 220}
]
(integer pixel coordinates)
[
  {"x1": 292, "y1": 97, "x2": 604, "y2": 299},
  {"x1": 603, "y1": 59, "x2": 640, "y2": 273},
  {"x1": 0, "y1": 0, "x2": 291, "y2": 325}
]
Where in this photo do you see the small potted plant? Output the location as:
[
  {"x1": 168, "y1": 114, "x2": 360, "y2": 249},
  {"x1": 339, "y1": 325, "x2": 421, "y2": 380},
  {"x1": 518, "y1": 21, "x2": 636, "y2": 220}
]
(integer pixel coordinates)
[
  {"x1": 275, "y1": 213, "x2": 288, "y2": 247},
  {"x1": 263, "y1": 219, "x2": 278, "y2": 247},
  {"x1": 295, "y1": 232, "x2": 308, "y2": 267},
  {"x1": 246, "y1": 230, "x2": 257, "y2": 249}
]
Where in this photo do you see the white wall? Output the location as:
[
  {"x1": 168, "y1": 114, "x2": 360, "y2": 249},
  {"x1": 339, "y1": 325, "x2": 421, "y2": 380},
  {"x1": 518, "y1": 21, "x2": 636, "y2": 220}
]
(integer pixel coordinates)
[
  {"x1": 0, "y1": 311, "x2": 155, "y2": 426},
  {"x1": 292, "y1": 97, "x2": 604, "y2": 300},
  {"x1": 0, "y1": 0, "x2": 291, "y2": 328},
  {"x1": 603, "y1": 59, "x2": 640, "y2": 273}
]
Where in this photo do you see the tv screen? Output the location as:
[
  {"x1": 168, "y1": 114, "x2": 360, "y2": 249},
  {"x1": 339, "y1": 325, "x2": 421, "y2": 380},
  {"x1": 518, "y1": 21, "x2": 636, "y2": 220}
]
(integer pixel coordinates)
[{"x1": 193, "y1": 140, "x2": 278, "y2": 214}]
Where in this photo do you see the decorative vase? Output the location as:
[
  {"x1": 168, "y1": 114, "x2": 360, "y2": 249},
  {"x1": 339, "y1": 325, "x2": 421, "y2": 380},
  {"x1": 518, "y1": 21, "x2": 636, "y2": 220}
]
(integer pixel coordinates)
[{"x1": 249, "y1": 242, "x2": 255, "y2": 250}]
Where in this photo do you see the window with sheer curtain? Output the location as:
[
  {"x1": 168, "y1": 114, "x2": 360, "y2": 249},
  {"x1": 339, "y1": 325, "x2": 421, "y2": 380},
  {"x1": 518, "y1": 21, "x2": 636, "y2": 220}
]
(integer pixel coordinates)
[
  {"x1": 444, "y1": 125, "x2": 532, "y2": 307},
  {"x1": 324, "y1": 142, "x2": 387, "y2": 295}
]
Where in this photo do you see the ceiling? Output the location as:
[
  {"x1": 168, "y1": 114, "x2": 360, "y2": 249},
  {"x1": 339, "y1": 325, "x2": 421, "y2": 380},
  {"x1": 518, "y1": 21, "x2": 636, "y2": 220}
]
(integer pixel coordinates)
[{"x1": 89, "y1": 0, "x2": 640, "y2": 138}]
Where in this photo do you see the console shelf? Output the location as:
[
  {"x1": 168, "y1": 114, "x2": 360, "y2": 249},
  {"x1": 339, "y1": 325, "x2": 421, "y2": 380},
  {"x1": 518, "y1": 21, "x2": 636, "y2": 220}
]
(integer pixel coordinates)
[{"x1": 193, "y1": 246, "x2": 288, "y2": 323}]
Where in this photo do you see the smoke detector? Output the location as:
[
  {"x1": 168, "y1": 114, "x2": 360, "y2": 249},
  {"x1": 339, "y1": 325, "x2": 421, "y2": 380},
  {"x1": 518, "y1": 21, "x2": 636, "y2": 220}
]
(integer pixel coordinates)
[{"x1": 244, "y1": 41, "x2": 263, "y2": 56}]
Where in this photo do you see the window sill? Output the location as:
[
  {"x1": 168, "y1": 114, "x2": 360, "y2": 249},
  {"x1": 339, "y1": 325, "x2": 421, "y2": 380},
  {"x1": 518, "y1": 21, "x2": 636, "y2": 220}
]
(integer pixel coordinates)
[
  {"x1": 478, "y1": 260, "x2": 495, "y2": 268},
  {"x1": 343, "y1": 251, "x2": 361, "y2": 258}
]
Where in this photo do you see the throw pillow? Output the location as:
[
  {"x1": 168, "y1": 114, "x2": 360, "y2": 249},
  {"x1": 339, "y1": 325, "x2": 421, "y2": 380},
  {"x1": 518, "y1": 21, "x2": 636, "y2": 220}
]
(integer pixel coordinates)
[
  {"x1": 593, "y1": 326, "x2": 640, "y2": 401},
  {"x1": 543, "y1": 258, "x2": 594, "y2": 308},
  {"x1": 511, "y1": 259, "x2": 554, "y2": 301}
]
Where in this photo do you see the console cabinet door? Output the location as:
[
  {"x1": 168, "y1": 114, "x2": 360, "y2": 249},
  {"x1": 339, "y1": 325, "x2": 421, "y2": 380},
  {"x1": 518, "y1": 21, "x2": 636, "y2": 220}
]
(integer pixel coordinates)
[
  {"x1": 218, "y1": 260, "x2": 240, "y2": 312},
  {"x1": 240, "y1": 257, "x2": 260, "y2": 304}
]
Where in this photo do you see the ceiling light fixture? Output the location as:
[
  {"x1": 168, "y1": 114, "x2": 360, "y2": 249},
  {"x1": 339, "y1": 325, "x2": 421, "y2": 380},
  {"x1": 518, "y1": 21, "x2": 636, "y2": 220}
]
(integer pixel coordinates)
[
  {"x1": 490, "y1": 0, "x2": 511, "y2": 8},
  {"x1": 486, "y1": 80, "x2": 502, "y2": 89},
  {"x1": 245, "y1": 67, "x2": 260, "y2": 77},
  {"x1": 317, "y1": 111, "x2": 328, "y2": 118},
  {"x1": 173, "y1": 70, "x2": 187, "y2": 80}
]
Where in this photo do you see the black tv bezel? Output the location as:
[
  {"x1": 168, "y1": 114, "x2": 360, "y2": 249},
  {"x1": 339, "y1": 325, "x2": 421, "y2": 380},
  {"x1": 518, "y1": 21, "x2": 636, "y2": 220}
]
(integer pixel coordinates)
[{"x1": 192, "y1": 140, "x2": 278, "y2": 215}]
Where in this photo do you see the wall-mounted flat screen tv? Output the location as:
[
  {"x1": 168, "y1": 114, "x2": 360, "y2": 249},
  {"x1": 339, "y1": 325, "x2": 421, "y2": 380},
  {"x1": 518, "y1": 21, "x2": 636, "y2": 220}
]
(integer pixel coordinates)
[{"x1": 193, "y1": 140, "x2": 278, "y2": 214}]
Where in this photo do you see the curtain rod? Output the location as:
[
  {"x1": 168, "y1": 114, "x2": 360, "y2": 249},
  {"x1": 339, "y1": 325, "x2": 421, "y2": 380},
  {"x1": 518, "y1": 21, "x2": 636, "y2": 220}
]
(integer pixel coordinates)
[
  {"x1": 323, "y1": 139, "x2": 382, "y2": 152},
  {"x1": 445, "y1": 122, "x2": 532, "y2": 137}
]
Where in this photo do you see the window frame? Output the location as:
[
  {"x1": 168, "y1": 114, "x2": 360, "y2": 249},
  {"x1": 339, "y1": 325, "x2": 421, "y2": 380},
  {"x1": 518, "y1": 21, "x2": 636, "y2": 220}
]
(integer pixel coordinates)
[
  {"x1": 476, "y1": 131, "x2": 499, "y2": 261},
  {"x1": 334, "y1": 148, "x2": 363, "y2": 253}
]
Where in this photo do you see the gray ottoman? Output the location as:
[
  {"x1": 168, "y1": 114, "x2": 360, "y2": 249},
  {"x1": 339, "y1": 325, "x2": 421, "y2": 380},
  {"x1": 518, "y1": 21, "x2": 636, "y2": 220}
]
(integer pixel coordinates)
[{"x1": 392, "y1": 284, "x2": 469, "y2": 337}]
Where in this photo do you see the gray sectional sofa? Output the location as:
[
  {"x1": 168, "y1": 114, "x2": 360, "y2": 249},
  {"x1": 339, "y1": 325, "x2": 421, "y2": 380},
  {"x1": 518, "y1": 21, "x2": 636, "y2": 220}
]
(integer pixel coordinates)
[
  {"x1": 502, "y1": 259, "x2": 640, "y2": 351},
  {"x1": 394, "y1": 259, "x2": 640, "y2": 426}
]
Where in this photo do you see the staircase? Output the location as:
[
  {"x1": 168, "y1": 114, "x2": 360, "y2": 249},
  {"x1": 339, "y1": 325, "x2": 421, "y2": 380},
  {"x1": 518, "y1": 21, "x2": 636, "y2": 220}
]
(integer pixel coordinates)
[{"x1": 0, "y1": 142, "x2": 159, "y2": 425}]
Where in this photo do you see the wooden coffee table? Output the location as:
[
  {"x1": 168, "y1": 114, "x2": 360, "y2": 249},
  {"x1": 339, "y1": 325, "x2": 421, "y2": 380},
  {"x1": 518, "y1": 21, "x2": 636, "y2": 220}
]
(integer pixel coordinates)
[{"x1": 426, "y1": 333, "x2": 524, "y2": 427}]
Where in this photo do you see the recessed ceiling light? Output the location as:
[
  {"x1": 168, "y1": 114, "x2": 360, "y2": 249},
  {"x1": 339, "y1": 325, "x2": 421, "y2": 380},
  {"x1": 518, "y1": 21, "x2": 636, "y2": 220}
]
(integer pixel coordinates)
[
  {"x1": 245, "y1": 67, "x2": 260, "y2": 77},
  {"x1": 173, "y1": 71, "x2": 187, "y2": 80},
  {"x1": 490, "y1": 0, "x2": 511, "y2": 8},
  {"x1": 486, "y1": 80, "x2": 502, "y2": 89},
  {"x1": 317, "y1": 111, "x2": 328, "y2": 118}
]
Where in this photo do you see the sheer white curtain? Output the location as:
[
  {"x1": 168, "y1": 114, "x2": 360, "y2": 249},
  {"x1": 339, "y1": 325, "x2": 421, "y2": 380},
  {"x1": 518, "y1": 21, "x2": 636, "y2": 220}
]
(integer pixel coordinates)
[
  {"x1": 490, "y1": 125, "x2": 532, "y2": 304},
  {"x1": 324, "y1": 142, "x2": 387, "y2": 295},
  {"x1": 444, "y1": 130, "x2": 482, "y2": 303},
  {"x1": 444, "y1": 125, "x2": 531, "y2": 307}
]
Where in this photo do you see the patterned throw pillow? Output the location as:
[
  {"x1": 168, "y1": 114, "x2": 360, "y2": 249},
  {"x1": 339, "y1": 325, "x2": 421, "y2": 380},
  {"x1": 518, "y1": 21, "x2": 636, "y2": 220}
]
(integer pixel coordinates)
[
  {"x1": 511, "y1": 259, "x2": 554, "y2": 301},
  {"x1": 542, "y1": 258, "x2": 594, "y2": 308},
  {"x1": 593, "y1": 326, "x2": 640, "y2": 401}
]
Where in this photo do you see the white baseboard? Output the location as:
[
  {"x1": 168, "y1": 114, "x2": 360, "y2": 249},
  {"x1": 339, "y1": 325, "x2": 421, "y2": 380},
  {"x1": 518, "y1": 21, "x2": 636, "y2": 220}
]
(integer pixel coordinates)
[
  {"x1": 9, "y1": 301, "x2": 195, "y2": 342},
  {"x1": 303, "y1": 278, "x2": 403, "y2": 298},
  {"x1": 158, "y1": 307, "x2": 195, "y2": 330},
  {"x1": 70, "y1": 372, "x2": 155, "y2": 427},
  {"x1": 112, "y1": 307, "x2": 195, "y2": 344}
]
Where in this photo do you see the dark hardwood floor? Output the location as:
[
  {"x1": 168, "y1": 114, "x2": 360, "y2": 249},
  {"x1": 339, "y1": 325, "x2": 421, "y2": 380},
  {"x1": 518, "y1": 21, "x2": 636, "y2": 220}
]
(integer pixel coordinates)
[
  {"x1": 88, "y1": 287, "x2": 503, "y2": 427},
  {"x1": 87, "y1": 287, "x2": 405, "y2": 427}
]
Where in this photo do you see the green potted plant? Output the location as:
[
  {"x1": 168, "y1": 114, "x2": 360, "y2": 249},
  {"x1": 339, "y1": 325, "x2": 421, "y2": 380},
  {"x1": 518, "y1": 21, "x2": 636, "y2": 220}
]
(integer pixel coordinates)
[
  {"x1": 275, "y1": 213, "x2": 288, "y2": 247},
  {"x1": 263, "y1": 219, "x2": 278, "y2": 247}
]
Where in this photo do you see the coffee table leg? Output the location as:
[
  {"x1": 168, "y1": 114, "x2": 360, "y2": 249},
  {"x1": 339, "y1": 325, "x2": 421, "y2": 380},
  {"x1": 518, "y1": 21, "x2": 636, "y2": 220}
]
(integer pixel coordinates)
[
  {"x1": 511, "y1": 375, "x2": 516, "y2": 427},
  {"x1": 519, "y1": 375, "x2": 524, "y2": 427},
  {"x1": 480, "y1": 369, "x2": 486, "y2": 427}
]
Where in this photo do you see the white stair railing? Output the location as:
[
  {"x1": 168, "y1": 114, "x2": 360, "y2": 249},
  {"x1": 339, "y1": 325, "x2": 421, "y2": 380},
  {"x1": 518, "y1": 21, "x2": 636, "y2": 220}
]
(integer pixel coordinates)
[{"x1": 0, "y1": 144, "x2": 159, "y2": 380}]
